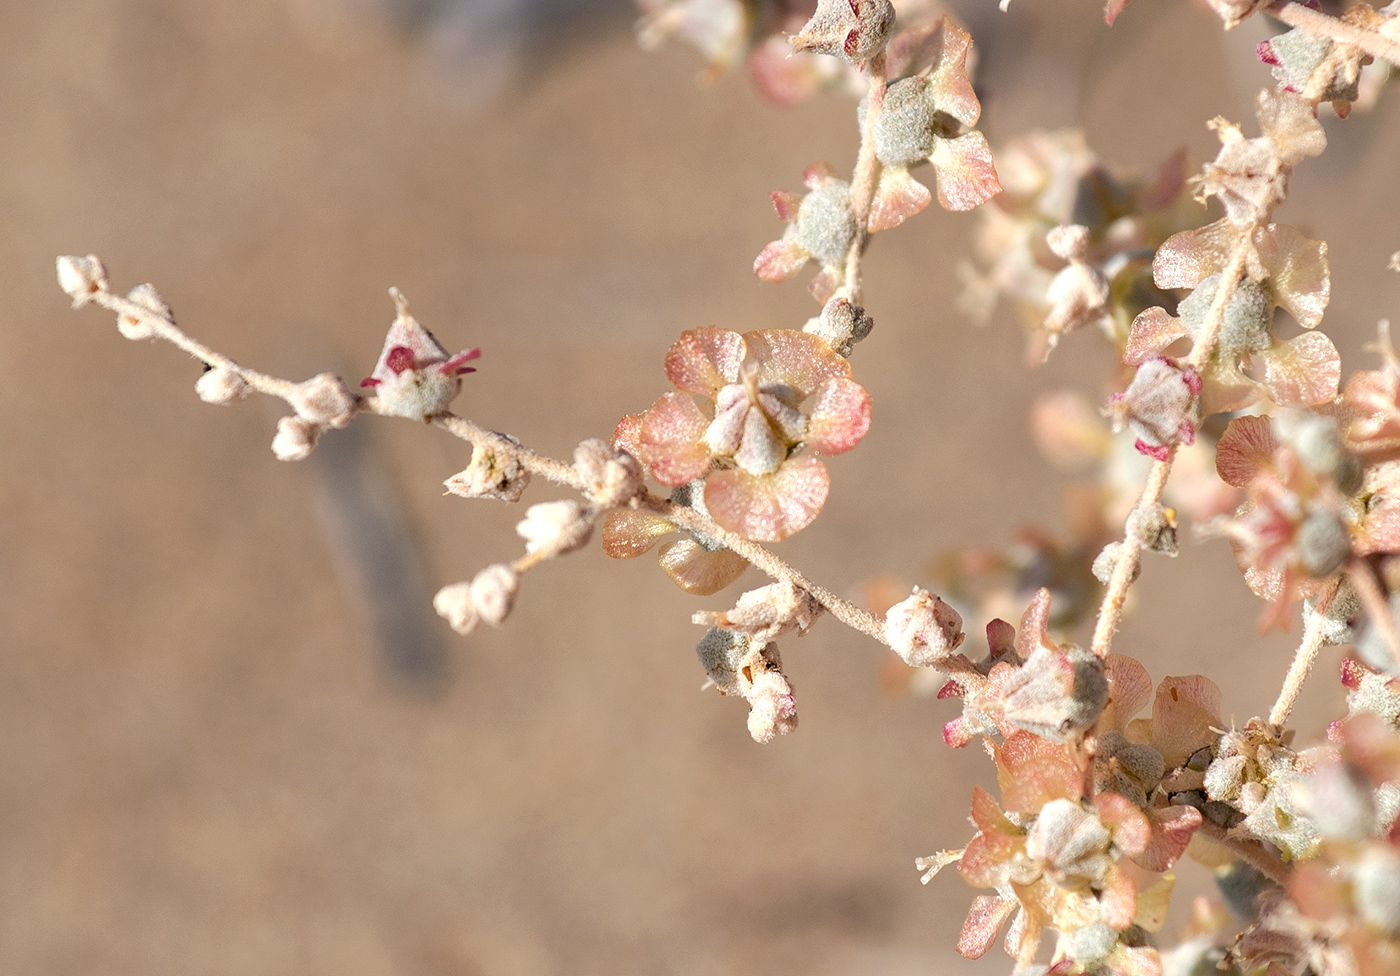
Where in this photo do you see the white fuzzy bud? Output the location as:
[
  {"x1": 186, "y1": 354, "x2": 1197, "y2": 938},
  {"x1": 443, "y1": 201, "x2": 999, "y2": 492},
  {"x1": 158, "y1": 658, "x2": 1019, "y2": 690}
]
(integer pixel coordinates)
[
  {"x1": 445, "y1": 439, "x2": 531, "y2": 503},
  {"x1": 271, "y1": 416, "x2": 323, "y2": 462},
  {"x1": 288, "y1": 373, "x2": 357, "y2": 428},
  {"x1": 433, "y1": 581, "x2": 479, "y2": 636},
  {"x1": 573, "y1": 438, "x2": 643, "y2": 508},
  {"x1": 56, "y1": 254, "x2": 108, "y2": 307},
  {"x1": 195, "y1": 366, "x2": 252, "y2": 405},
  {"x1": 1046, "y1": 225, "x2": 1091, "y2": 262},
  {"x1": 516, "y1": 500, "x2": 594, "y2": 558},
  {"x1": 470, "y1": 563, "x2": 519, "y2": 627},
  {"x1": 884, "y1": 588, "x2": 964, "y2": 667},
  {"x1": 804, "y1": 297, "x2": 874, "y2": 357},
  {"x1": 116, "y1": 283, "x2": 170, "y2": 340}
]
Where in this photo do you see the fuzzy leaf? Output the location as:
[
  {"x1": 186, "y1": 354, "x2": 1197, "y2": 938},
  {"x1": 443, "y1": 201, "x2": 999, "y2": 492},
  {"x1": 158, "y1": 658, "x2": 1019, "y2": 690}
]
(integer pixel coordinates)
[
  {"x1": 657, "y1": 539, "x2": 749, "y2": 595},
  {"x1": 1257, "y1": 224, "x2": 1329, "y2": 328},
  {"x1": 601, "y1": 509, "x2": 675, "y2": 558},
  {"x1": 867, "y1": 166, "x2": 932, "y2": 233},
  {"x1": 1125, "y1": 307, "x2": 1188, "y2": 366},
  {"x1": 1259, "y1": 331, "x2": 1341, "y2": 407},
  {"x1": 703, "y1": 457, "x2": 830, "y2": 541},
  {"x1": 664, "y1": 327, "x2": 745, "y2": 396},
  {"x1": 930, "y1": 131, "x2": 1001, "y2": 212},
  {"x1": 1215, "y1": 415, "x2": 1278, "y2": 488},
  {"x1": 926, "y1": 18, "x2": 981, "y2": 127},
  {"x1": 744, "y1": 329, "x2": 851, "y2": 398},
  {"x1": 995, "y1": 730, "x2": 1083, "y2": 813},
  {"x1": 639, "y1": 392, "x2": 713, "y2": 487},
  {"x1": 805, "y1": 377, "x2": 872, "y2": 455}
]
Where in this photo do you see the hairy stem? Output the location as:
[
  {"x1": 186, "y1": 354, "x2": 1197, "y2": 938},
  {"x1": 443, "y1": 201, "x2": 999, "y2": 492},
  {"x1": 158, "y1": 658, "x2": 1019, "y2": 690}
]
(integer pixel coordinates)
[
  {"x1": 1196, "y1": 819, "x2": 1292, "y2": 887},
  {"x1": 1268, "y1": 575, "x2": 1340, "y2": 727},
  {"x1": 838, "y1": 50, "x2": 887, "y2": 306},
  {"x1": 1089, "y1": 235, "x2": 1251, "y2": 659},
  {"x1": 1346, "y1": 556, "x2": 1400, "y2": 674},
  {"x1": 1268, "y1": 0, "x2": 1400, "y2": 68}
]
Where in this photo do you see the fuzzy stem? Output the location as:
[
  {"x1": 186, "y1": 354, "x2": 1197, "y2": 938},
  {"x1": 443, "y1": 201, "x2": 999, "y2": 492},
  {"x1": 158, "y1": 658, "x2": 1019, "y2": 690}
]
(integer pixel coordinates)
[
  {"x1": 1346, "y1": 556, "x2": 1400, "y2": 674},
  {"x1": 1268, "y1": 575, "x2": 1340, "y2": 727},
  {"x1": 72, "y1": 272, "x2": 987, "y2": 687},
  {"x1": 1268, "y1": 1, "x2": 1400, "y2": 68},
  {"x1": 838, "y1": 50, "x2": 888, "y2": 307},
  {"x1": 1195, "y1": 819, "x2": 1292, "y2": 887},
  {"x1": 1089, "y1": 235, "x2": 1252, "y2": 659}
]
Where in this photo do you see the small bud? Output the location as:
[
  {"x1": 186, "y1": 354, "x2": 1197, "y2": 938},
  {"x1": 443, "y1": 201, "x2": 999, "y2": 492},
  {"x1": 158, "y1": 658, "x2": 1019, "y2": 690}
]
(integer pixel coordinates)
[
  {"x1": 433, "y1": 581, "x2": 478, "y2": 636},
  {"x1": 696, "y1": 629, "x2": 797, "y2": 743},
  {"x1": 860, "y1": 76, "x2": 936, "y2": 167},
  {"x1": 1126, "y1": 503, "x2": 1179, "y2": 556},
  {"x1": 56, "y1": 254, "x2": 109, "y2": 308},
  {"x1": 445, "y1": 438, "x2": 531, "y2": 503},
  {"x1": 195, "y1": 366, "x2": 251, "y2": 405},
  {"x1": 1092, "y1": 541, "x2": 1141, "y2": 585},
  {"x1": 1303, "y1": 578, "x2": 1361, "y2": 647},
  {"x1": 516, "y1": 500, "x2": 595, "y2": 558},
  {"x1": 804, "y1": 297, "x2": 874, "y2": 357},
  {"x1": 573, "y1": 438, "x2": 643, "y2": 508},
  {"x1": 1356, "y1": 594, "x2": 1400, "y2": 677},
  {"x1": 271, "y1": 416, "x2": 323, "y2": 462},
  {"x1": 1106, "y1": 357, "x2": 1202, "y2": 461},
  {"x1": 1275, "y1": 411, "x2": 1360, "y2": 493},
  {"x1": 362, "y1": 288, "x2": 479, "y2": 420},
  {"x1": 470, "y1": 563, "x2": 519, "y2": 627},
  {"x1": 693, "y1": 582, "x2": 821, "y2": 646},
  {"x1": 999, "y1": 643, "x2": 1108, "y2": 741},
  {"x1": 117, "y1": 283, "x2": 170, "y2": 340},
  {"x1": 1046, "y1": 225, "x2": 1091, "y2": 262},
  {"x1": 1296, "y1": 506, "x2": 1350, "y2": 578},
  {"x1": 791, "y1": 0, "x2": 895, "y2": 63},
  {"x1": 796, "y1": 179, "x2": 857, "y2": 268},
  {"x1": 288, "y1": 373, "x2": 357, "y2": 428},
  {"x1": 1060, "y1": 922, "x2": 1117, "y2": 965},
  {"x1": 884, "y1": 588, "x2": 964, "y2": 667}
]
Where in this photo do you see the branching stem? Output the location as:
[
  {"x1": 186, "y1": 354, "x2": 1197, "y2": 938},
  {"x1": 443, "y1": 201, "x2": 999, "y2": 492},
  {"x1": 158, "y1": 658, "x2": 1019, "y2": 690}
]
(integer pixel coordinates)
[
  {"x1": 1268, "y1": 0, "x2": 1400, "y2": 69},
  {"x1": 838, "y1": 51, "x2": 887, "y2": 306},
  {"x1": 1196, "y1": 819, "x2": 1291, "y2": 887},
  {"x1": 1268, "y1": 575, "x2": 1340, "y2": 727}
]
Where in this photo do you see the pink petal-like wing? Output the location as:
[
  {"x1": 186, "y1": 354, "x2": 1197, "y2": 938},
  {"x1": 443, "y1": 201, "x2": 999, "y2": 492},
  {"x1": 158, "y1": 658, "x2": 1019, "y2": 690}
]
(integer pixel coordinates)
[
  {"x1": 957, "y1": 897, "x2": 1017, "y2": 960},
  {"x1": 1104, "y1": 0, "x2": 1133, "y2": 25},
  {"x1": 1102, "y1": 653, "x2": 1154, "y2": 733},
  {"x1": 1257, "y1": 224, "x2": 1329, "y2": 328},
  {"x1": 1152, "y1": 218, "x2": 1233, "y2": 289},
  {"x1": 744, "y1": 329, "x2": 851, "y2": 398},
  {"x1": 867, "y1": 166, "x2": 932, "y2": 233},
  {"x1": 1215, "y1": 415, "x2": 1278, "y2": 488},
  {"x1": 601, "y1": 509, "x2": 676, "y2": 558},
  {"x1": 806, "y1": 378, "x2": 872, "y2": 456},
  {"x1": 703, "y1": 457, "x2": 830, "y2": 542},
  {"x1": 754, "y1": 237, "x2": 810, "y2": 283},
  {"x1": 657, "y1": 539, "x2": 749, "y2": 595},
  {"x1": 1124, "y1": 307, "x2": 1188, "y2": 366},
  {"x1": 930, "y1": 131, "x2": 1002, "y2": 212},
  {"x1": 1094, "y1": 792, "x2": 1150, "y2": 856},
  {"x1": 664, "y1": 327, "x2": 745, "y2": 396},
  {"x1": 926, "y1": 18, "x2": 981, "y2": 128},
  {"x1": 612, "y1": 411, "x2": 645, "y2": 458},
  {"x1": 1150, "y1": 675, "x2": 1223, "y2": 769},
  {"x1": 746, "y1": 37, "x2": 822, "y2": 109},
  {"x1": 1099, "y1": 862, "x2": 1138, "y2": 931},
  {"x1": 1135, "y1": 804, "x2": 1201, "y2": 873},
  {"x1": 808, "y1": 265, "x2": 842, "y2": 303},
  {"x1": 995, "y1": 731, "x2": 1084, "y2": 813},
  {"x1": 639, "y1": 392, "x2": 714, "y2": 487},
  {"x1": 1258, "y1": 331, "x2": 1341, "y2": 408}
]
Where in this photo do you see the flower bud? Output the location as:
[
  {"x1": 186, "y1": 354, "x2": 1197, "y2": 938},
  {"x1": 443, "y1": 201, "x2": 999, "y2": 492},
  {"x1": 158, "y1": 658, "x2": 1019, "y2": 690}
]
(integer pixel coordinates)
[
  {"x1": 999, "y1": 644, "x2": 1108, "y2": 742},
  {"x1": 117, "y1": 283, "x2": 170, "y2": 340},
  {"x1": 790, "y1": 0, "x2": 895, "y2": 63},
  {"x1": 1047, "y1": 225, "x2": 1091, "y2": 261},
  {"x1": 445, "y1": 438, "x2": 531, "y2": 503},
  {"x1": 433, "y1": 581, "x2": 478, "y2": 636},
  {"x1": 195, "y1": 366, "x2": 251, "y2": 405},
  {"x1": 1106, "y1": 357, "x2": 1202, "y2": 461},
  {"x1": 804, "y1": 297, "x2": 874, "y2": 357},
  {"x1": 271, "y1": 416, "x2": 323, "y2": 462},
  {"x1": 516, "y1": 500, "x2": 595, "y2": 558},
  {"x1": 1303, "y1": 578, "x2": 1361, "y2": 647},
  {"x1": 573, "y1": 438, "x2": 643, "y2": 508},
  {"x1": 796, "y1": 179, "x2": 857, "y2": 267},
  {"x1": 1126, "y1": 502, "x2": 1179, "y2": 556},
  {"x1": 56, "y1": 254, "x2": 108, "y2": 307},
  {"x1": 1092, "y1": 541, "x2": 1141, "y2": 585},
  {"x1": 1296, "y1": 506, "x2": 1350, "y2": 578},
  {"x1": 470, "y1": 563, "x2": 519, "y2": 627},
  {"x1": 885, "y1": 588, "x2": 964, "y2": 666},
  {"x1": 288, "y1": 373, "x2": 357, "y2": 428}
]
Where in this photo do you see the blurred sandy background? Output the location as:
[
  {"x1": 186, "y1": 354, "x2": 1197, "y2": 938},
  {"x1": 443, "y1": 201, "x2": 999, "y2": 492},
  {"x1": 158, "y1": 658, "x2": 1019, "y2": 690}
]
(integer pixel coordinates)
[{"x1": 2, "y1": 1, "x2": 1399, "y2": 973}]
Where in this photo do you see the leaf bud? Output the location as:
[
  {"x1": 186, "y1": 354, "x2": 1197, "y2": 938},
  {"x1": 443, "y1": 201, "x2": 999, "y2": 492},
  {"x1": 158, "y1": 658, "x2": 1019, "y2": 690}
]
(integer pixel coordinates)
[
  {"x1": 516, "y1": 500, "x2": 595, "y2": 558},
  {"x1": 195, "y1": 366, "x2": 251, "y2": 405},
  {"x1": 433, "y1": 581, "x2": 478, "y2": 636},
  {"x1": 469, "y1": 563, "x2": 519, "y2": 627},
  {"x1": 791, "y1": 0, "x2": 895, "y2": 64},
  {"x1": 56, "y1": 254, "x2": 108, "y2": 307},
  {"x1": 573, "y1": 438, "x2": 643, "y2": 508},
  {"x1": 884, "y1": 588, "x2": 965, "y2": 667},
  {"x1": 271, "y1": 415, "x2": 323, "y2": 462},
  {"x1": 288, "y1": 373, "x2": 357, "y2": 428}
]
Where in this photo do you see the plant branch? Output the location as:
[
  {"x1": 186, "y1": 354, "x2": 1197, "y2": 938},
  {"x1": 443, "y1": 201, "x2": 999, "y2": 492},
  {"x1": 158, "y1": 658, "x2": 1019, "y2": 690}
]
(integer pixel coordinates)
[
  {"x1": 1346, "y1": 556, "x2": 1400, "y2": 674},
  {"x1": 1268, "y1": 575, "x2": 1340, "y2": 727},
  {"x1": 1195, "y1": 818, "x2": 1292, "y2": 887},
  {"x1": 1268, "y1": 0, "x2": 1400, "y2": 68},
  {"x1": 838, "y1": 50, "x2": 888, "y2": 307}
]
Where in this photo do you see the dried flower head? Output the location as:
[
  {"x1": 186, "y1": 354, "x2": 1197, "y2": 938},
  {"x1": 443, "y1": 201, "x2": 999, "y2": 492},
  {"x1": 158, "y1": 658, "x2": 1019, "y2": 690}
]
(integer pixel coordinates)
[
  {"x1": 445, "y1": 438, "x2": 532, "y2": 503},
  {"x1": 884, "y1": 587, "x2": 965, "y2": 667},
  {"x1": 361, "y1": 289, "x2": 480, "y2": 421},
  {"x1": 790, "y1": 0, "x2": 895, "y2": 64},
  {"x1": 695, "y1": 628, "x2": 798, "y2": 743},
  {"x1": 516, "y1": 500, "x2": 596, "y2": 559},
  {"x1": 56, "y1": 254, "x2": 108, "y2": 308}
]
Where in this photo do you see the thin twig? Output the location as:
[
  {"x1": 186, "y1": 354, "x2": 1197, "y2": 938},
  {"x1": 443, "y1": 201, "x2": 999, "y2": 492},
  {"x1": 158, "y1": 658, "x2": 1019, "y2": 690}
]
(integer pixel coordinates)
[
  {"x1": 1196, "y1": 819, "x2": 1292, "y2": 888},
  {"x1": 1268, "y1": 575, "x2": 1340, "y2": 727},
  {"x1": 1268, "y1": 0, "x2": 1400, "y2": 69},
  {"x1": 1346, "y1": 556, "x2": 1400, "y2": 674},
  {"x1": 1089, "y1": 235, "x2": 1252, "y2": 659},
  {"x1": 838, "y1": 50, "x2": 888, "y2": 306}
]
